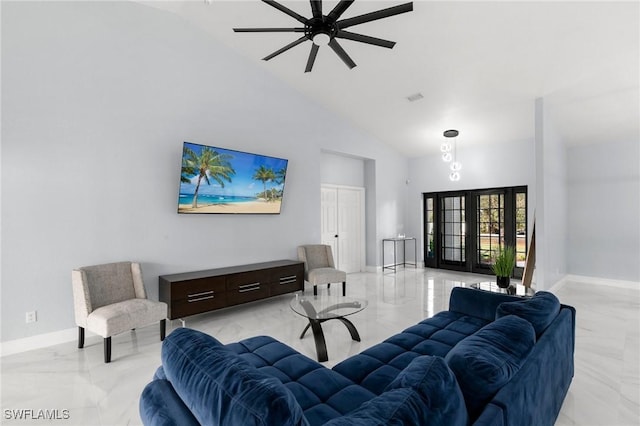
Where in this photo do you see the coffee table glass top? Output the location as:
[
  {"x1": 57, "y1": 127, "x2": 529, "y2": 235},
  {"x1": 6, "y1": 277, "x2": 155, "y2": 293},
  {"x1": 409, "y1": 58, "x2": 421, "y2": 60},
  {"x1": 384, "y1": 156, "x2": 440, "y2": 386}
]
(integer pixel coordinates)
[{"x1": 290, "y1": 294, "x2": 368, "y2": 320}]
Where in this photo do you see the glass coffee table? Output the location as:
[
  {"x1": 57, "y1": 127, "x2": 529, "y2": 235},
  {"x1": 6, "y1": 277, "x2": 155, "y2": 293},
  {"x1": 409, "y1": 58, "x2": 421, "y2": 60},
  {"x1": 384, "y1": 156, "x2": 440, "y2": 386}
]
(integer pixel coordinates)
[
  {"x1": 465, "y1": 281, "x2": 535, "y2": 297},
  {"x1": 290, "y1": 294, "x2": 368, "y2": 362}
]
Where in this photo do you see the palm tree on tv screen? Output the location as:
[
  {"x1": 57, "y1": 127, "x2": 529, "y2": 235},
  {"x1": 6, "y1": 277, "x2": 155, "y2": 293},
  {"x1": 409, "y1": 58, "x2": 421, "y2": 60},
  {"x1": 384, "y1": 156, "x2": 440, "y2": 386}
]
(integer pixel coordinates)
[
  {"x1": 252, "y1": 165, "x2": 275, "y2": 201},
  {"x1": 275, "y1": 167, "x2": 287, "y2": 199},
  {"x1": 182, "y1": 146, "x2": 235, "y2": 208}
]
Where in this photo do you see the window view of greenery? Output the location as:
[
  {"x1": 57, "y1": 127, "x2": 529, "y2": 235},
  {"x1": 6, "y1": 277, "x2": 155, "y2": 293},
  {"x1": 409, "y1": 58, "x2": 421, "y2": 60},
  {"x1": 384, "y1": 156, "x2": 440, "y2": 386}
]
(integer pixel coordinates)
[
  {"x1": 477, "y1": 194, "x2": 504, "y2": 265},
  {"x1": 515, "y1": 192, "x2": 527, "y2": 267}
]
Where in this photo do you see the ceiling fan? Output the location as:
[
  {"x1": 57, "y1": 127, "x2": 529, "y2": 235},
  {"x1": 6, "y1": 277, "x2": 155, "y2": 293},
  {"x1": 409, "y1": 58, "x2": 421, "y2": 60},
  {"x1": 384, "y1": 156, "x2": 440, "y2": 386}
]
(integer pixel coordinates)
[{"x1": 233, "y1": 0, "x2": 414, "y2": 72}]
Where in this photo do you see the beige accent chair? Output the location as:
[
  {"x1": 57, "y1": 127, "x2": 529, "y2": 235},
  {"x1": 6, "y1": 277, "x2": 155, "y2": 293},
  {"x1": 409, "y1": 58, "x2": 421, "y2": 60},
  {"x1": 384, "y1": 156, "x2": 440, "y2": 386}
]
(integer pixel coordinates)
[
  {"x1": 297, "y1": 245, "x2": 347, "y2": 296},
  {"x1": 72, "y1": 261, "x2": 167, "y2": 363}
]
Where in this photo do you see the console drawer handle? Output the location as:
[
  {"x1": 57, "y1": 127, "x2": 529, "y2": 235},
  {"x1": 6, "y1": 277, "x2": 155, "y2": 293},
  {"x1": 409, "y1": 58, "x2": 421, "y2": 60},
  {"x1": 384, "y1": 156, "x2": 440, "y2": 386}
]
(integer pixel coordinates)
[
  {"x1": 238, "y1": 285, "x2": 260, "y2": 293},
  {"x1": 188, "y1": 295, "x2": 214, "y2": 303},
  {"x1": 280, "y1": 276, "x2": 297, "y2": 285},
  {"x1": 188, "y1": 290, "x2": 214, "y2": 298},
  {"x1": 239, "y1": 282, "x2": 260, "y2": 289}
]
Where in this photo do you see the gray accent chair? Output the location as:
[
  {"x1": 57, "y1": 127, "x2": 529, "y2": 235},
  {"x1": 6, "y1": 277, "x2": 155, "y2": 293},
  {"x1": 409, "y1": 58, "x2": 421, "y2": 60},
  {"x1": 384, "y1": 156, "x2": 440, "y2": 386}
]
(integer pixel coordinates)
[
  {"x1": 297, "y1": 245, "x2": 347, "y2": 296},
  {"x1": 71, "y1": 261, "x2": 167, "y2": 363}
]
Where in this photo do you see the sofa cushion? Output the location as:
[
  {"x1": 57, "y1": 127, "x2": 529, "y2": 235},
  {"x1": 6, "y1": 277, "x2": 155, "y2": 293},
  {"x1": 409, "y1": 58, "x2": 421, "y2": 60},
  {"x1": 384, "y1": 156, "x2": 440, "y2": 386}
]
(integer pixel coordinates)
[
  {"x1": 445, "y1": 315, "x2": 536, "y2": 421},
  {"x1": 323, "y1": 356, "x2": 468, "y2": 426},
  {"x1": 333, "y1": 310, "x2": 488, "y2": 395},
  {"x1": 161, "y1": 328, "x2": 308, "y2": 426},
  {"x1": 496, "y1": 291, "x2": 560, "y2": 337},
  {"x1": 227, "y1": 335, "x2": 376, "y2": 426}
]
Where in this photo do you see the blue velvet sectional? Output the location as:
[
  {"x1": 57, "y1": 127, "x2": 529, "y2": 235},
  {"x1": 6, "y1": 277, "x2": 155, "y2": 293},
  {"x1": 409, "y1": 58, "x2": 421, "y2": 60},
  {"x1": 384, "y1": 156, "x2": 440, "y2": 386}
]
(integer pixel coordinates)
[{"x1": 140, "y1": 287, "x2": 576, "y2": 425}]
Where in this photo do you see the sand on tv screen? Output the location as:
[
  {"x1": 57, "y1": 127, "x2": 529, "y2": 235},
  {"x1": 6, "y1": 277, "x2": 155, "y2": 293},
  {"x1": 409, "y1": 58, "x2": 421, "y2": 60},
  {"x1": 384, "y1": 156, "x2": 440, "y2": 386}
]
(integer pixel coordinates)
[{"x1": 178, "y1": 141, "x2": 288, "y2": 214}]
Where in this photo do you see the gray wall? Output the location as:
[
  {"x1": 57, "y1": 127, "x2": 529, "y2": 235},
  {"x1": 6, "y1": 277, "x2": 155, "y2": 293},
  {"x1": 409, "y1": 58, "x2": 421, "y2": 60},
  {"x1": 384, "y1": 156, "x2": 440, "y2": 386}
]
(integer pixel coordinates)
[
  {"x1": 320, "y1": 152, "x2": 365, "y2": 188},
  {"x1": 1, "y1": 1, "x2": 408, "y2": 342},
  {"x1": 567, "y1": 140, "x2": 640, "y2": 281},
  {"x1": 535, "y1": 98, "x2": 569, "y2": 290}
]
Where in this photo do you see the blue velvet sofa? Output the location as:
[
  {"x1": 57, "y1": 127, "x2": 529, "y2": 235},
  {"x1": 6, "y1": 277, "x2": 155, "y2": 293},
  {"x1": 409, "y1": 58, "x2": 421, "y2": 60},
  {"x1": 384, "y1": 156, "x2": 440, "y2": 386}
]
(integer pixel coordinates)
[{"x1": 140, "y1": 287, "x2": 575, "y2": 426}]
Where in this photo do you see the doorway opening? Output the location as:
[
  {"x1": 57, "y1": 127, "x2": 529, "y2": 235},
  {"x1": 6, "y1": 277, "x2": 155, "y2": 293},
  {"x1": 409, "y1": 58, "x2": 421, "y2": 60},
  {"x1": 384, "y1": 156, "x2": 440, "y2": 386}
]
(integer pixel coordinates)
[{"x1": 423, "y1": 186, "x2": 527, "y2": 277}]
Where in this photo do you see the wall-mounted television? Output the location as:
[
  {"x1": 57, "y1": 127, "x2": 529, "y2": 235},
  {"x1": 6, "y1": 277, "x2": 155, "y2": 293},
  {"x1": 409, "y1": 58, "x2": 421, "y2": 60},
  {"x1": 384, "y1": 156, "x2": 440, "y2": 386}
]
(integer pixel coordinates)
[{"x1": 178, "y1": 141, "x2": 288, "y2": 214}]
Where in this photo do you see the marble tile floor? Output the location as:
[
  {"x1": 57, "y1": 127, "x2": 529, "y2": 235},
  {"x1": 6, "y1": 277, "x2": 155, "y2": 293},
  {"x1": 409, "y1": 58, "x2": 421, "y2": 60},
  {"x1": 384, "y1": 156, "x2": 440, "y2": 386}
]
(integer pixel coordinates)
[{"x1": 1, "y1": 268, "x2": 638, "y2": 425}]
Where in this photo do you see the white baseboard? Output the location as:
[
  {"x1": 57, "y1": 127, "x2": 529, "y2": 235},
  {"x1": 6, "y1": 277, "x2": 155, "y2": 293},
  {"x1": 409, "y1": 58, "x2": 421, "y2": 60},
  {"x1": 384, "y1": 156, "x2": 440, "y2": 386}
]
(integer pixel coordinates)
[
  {"x1": 562, "y1": 274, "x2": 639, "y2": 290},
  {"x1": 0, "y1": 327, "x2": 78, "y2": 357}
]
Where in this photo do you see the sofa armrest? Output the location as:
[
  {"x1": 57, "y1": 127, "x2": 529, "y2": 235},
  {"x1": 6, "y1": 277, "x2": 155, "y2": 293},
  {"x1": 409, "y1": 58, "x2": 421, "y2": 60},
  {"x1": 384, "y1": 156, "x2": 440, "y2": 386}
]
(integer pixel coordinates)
[{"x1": 448, "y1": 287, "x2": 522, "y2": 322}]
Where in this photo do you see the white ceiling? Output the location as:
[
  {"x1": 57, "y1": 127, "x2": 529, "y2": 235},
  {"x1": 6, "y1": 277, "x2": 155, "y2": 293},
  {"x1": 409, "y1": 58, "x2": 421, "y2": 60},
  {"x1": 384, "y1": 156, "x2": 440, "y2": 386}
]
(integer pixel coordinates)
[{"x1": 144, "y1": 1, "x2": 639, "y2": 158}]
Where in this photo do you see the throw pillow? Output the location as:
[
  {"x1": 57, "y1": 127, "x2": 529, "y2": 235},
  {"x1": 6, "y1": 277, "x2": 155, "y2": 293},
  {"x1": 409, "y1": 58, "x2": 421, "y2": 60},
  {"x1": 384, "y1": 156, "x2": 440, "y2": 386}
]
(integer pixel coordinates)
[
  {"x1": 445, "y1": 315, "x2": 536, "y2": 420},
  {"x1": 496, "y1": 291, "x2": 560, "y2": 337}
]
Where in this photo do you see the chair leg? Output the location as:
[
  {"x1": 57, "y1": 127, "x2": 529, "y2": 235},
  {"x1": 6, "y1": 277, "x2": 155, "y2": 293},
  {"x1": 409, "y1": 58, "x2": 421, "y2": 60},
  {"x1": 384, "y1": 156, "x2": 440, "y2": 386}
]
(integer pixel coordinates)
[
  {"x1": 314, "y1": 285, "x2": 317, "y2": 296},
  {"x1": 78, "y1": 327, "x2": 85, "y2": 349},
  {"x1": 342, "y1": 281, "x2": 346, "y2": 296},
  {"x1": 160, "y1": 319, "x2": 166, "y2": 341},
  {"x1": 104, "y1": 337, "x2": 112, "y2": 363}
]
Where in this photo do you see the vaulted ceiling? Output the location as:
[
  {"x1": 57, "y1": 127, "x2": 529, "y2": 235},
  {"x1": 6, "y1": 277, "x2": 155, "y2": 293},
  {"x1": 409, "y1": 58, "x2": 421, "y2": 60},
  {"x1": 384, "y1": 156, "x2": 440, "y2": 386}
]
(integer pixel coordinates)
[{"x1": 144, "y1": 1, "x2": 639, "y2": 158}]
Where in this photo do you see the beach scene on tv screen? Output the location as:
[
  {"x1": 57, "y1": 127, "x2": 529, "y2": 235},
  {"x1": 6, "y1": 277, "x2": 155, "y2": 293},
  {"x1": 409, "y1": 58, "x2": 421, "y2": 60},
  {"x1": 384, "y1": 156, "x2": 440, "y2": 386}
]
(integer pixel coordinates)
[{"x1": 178, "y1": 142, "x2": 288, "y2": 214}]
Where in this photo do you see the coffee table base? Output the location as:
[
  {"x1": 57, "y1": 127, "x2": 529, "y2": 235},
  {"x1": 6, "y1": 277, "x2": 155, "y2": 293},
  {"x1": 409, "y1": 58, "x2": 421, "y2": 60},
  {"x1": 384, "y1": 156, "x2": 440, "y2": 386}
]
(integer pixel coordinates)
[
  {"x1": 300, "y1": 317, "x2": 361, "y2": 362},
  {"x1": 297, "y1": 299, "x2": 362, "y2": 362}
]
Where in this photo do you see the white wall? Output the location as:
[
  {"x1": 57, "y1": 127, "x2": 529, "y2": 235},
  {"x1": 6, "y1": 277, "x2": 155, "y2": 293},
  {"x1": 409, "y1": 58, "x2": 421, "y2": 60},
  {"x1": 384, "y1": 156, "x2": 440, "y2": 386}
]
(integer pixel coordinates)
[
  {"x1": 535, "y1": 98, "x2": 569, "y2": 290},
  {"x1": 0, "y1": 2, "x2": 408, "y2": 342},
  {"x1": 567, "y1": 140, "x2": 640, "y2": 282},
  {"x1": 406, "y1": 137, "x2": 536, "y2": 263},
  {"x1": 320, "y1": 152, "x2": 365, "y2": 188}
]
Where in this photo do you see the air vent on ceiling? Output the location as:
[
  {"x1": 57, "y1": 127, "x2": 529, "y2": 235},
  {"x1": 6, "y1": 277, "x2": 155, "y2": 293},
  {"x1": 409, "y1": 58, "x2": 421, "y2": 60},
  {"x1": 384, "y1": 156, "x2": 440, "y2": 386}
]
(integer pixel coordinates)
[{"x1": 406, "y1": 93, "x2": 424, "y2": 102}]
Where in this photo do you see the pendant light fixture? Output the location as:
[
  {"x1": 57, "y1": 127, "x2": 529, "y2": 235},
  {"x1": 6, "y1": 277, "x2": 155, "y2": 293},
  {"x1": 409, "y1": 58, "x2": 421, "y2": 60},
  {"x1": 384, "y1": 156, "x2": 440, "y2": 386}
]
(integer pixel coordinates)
[{"x1": 443, "y1": 129, "x2": 461, "y2": 181}]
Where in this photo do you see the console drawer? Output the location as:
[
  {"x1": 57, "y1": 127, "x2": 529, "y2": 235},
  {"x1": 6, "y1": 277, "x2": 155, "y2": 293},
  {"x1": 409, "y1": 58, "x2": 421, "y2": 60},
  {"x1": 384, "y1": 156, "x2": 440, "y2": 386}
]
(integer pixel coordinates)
[
  {"x1": 226, "y1": 283, "x2": 270, "y2": 305},
  {"x1": 270, "y1": 265, "x2": 304, "y2": 296},
  {"x1": 171, "y1": 292, "x2": 227, "y2": 318},
  {"x1": 170, "y1": 277, "x2": 226, "y2": 300}
]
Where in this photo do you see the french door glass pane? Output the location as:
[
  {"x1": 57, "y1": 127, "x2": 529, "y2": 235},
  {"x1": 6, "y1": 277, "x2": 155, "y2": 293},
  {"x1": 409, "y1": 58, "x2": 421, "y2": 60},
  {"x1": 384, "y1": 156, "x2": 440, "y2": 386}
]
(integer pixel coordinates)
[
  {"x1": 516, "y1": 192, "x2": 527, "y2": 267},
  {"x1": 477, "y1": 193, "x2": 504, "y2": 266},
  {"x1": 441, "y1": 196, "x2": 465, "y2": 263},
  {"x1": 426, "y1": 198, "x2": 435, "y2": 258}
]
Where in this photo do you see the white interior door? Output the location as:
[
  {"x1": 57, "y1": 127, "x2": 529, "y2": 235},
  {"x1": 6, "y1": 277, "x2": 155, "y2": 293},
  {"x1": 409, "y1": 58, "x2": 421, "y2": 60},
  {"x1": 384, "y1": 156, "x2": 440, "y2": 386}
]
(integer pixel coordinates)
[
  {"x1": 321, "y1": 185, "x2": 364, "y2": 273},
  {"x1": 321, "y1": 187, "x2": 339, "y2": 257}
]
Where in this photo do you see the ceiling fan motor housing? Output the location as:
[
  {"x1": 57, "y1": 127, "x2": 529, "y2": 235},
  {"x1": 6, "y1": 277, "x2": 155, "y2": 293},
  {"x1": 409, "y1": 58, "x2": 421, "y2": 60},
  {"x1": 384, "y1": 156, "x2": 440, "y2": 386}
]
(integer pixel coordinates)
[{"x1": 306, "y1": 17, "x2": 337, "y2": 44}]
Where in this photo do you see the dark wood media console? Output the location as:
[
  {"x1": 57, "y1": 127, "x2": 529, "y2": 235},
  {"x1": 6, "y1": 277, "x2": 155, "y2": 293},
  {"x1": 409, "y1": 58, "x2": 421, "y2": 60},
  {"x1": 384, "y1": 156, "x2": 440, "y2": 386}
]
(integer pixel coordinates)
[{"x1": 159, "y1": 260, "x2": 305, "y2": 320}]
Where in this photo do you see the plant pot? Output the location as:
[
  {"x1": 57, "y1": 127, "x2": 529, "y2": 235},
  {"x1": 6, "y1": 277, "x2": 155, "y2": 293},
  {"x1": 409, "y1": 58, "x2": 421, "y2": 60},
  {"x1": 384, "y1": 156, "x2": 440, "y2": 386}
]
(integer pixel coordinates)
[{"x1": 496, "y1": 276, "x2": 511, "y2": 288}]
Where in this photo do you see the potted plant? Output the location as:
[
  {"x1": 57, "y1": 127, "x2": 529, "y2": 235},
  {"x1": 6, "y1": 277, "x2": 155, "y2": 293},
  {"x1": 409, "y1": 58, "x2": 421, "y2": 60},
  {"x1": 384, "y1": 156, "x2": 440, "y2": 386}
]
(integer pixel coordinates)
[{"x1": 491, "y1": 246, "x2": 516, "y2": 288}]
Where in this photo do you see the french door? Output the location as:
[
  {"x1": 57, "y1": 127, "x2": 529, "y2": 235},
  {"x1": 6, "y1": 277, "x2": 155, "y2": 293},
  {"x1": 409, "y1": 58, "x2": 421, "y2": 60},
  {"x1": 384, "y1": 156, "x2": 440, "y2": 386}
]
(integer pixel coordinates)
[{"x1": 423, "y1": 186, "x2": 527, "y2": 277}]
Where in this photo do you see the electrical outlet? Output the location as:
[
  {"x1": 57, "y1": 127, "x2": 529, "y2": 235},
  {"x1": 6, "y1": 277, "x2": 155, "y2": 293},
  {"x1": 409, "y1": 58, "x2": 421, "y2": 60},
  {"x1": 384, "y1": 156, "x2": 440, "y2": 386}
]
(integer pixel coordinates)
[{"x1": 25, "y1": 311, "x2": 37, "y2": 324}]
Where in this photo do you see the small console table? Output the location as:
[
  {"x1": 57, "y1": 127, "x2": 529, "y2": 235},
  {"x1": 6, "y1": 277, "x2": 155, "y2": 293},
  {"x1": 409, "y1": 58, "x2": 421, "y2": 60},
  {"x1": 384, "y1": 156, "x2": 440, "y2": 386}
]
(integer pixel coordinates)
[
  {"x1": 159, "y1": 260, "x2": 304, "y2": 320},
  {"x1": 382, "y1": 237, "x2": 417, "y2": 271}
]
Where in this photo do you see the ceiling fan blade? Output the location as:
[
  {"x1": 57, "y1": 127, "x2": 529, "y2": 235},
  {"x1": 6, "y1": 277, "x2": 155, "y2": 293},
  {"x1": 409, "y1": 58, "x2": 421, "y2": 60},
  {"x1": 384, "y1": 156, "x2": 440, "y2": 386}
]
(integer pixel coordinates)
[
  {"x1": 263, "y1": 36, "x2": 308, "y2": 61},
  {"x1": 335, "y1": 30, "x2": 396, "y2": 49},
  {"x1": 305, "y1": 44, "x2": 320, "y2": 73},
  {"x1": 327, "y1": 0, "x2": 354, "y2": 21},
  {"x1": 310, "y1": 0, "x2": 322, "y2": 19},
  {"x1": 328, "y1": 39, "x2": 356, "y2": 69},
  {"x1": 337, "y1": 2, "x2": 413, "y2": 29},
  {"x1": 262, "y1": 0, "x2": 308, "y2": 24},
  {"x1": 234, "y1": 28, "x2": 305, "y2": 33}
]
